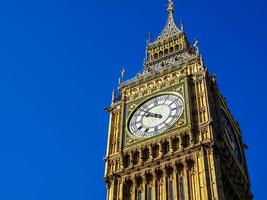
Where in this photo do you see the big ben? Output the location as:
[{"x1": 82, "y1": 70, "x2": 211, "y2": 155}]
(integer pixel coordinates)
[{"x1": 104, "y1": 0, "x2": 253, "y2": 199}]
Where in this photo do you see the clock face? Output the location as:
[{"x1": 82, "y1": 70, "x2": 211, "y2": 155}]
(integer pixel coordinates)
[
  {"x1": 128, "y1": 94, "x2": 184, "y2": 138},
  {"x1": 220, "y1": 108, "x2": 242, "y2": 163}
]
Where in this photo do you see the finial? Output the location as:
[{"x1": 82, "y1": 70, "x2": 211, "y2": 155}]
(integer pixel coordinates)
[
  {"x1": 118, "y1": 67, "x2": 125, "y2": 87},
  {"x1": 145, "y1": 32, "x2": 151, "y2": 61},
  {"x1": 111, "y1": 89, "x2": 116, "y2": 103},
  {"x1": 146, "y1": 32, "x2": 151, "y2": 45},
  {"x1": 121, "y1": 67, "x2": 125, "y2": 81},
  {"x1": 156, "y1": 0, "x2": 180, "y2": 41},
  {"x1": 200, "y1": 55, "x2": 204, "y2": 66},
  {"x1": 180, "y1": 19, "x2": 184, "y2": 31},
  {"x1": 194, "y1": 38, "x2": 199, "y2": 55},
  {"x1": 167, "y1": 0, "x2": 174, "y2": 13}
]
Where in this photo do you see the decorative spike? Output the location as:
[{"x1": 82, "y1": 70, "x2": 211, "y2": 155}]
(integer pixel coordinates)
[
  {"x1": 147, "y1": 32, "x2": 151, "y2": 45},
  {"x1": 111, "y1": 89, "x2": 116, "y2": 103},
  {"x1": 121, "y1": 67, "x2": 125, "y2": 81},
  {"x1": 145, "y1": 32, "x2": 151, "y2": 61},
  {"x1": 180, "y1": 19, "x2": 184, "y2": 31},
  {"x1": 200, "y1": 55, "x2": 204, "y2": 66},
  {"x1": 156, "y1": 0, "x2": 181, "y2": 41},
  {"x1": 194, "y1": 38, "x2": 199, "y2": 55},
  {"x1": 167, "y1": 0, "x2": 174, "y2": 13}
]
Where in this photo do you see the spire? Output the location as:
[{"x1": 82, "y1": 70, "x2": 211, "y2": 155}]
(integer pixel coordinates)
[
  {"x1": 145, "y1": 32, "x2": 151, "y2": 61},
  {"x1": 180, "y1": 18, "x2": 184, "y2": 31},
  {"x1": 167, "y1": 0, "x2": 174, "y2": 13},
  {"x1": 194, "y1": 38, "x2": 200, "y2": 55},
  {"x1": 156, "y1": 0, "x2": 181, "y2": 41},
  {"x1": 111, "y1": 89, "x2": 116, "y2": 104},
  {"x1": 121, "y1": 67, "x2": 125, "y2": 81},
  {"x1": 118, "y1": 66, "x2": 125, "y2": 87}
]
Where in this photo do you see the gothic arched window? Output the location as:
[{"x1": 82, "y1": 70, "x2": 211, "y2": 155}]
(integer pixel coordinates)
[
  {"x1": 180, "y1": 176, "x2": 186, "y2": 200},
  {"x1": 138, "y1": 190, "x2": 142, "y2": 200},
  {"x1": 123, "y1": 182, "x2": 132, "y2": 200},
  {"x1": 156, "y1": 181, "x2": 161, "y2": 200},
  {"x1": 147, "y1": 187, "x2": 152, "y2": 200},
  {"x1": 168, "y1": 180, "x2": 174, "y2": 200}
]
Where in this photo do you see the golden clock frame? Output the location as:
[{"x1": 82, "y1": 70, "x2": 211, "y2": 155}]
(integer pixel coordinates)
[{"x1": 123, "y1": 79, "x2": 192, "y2": 148}]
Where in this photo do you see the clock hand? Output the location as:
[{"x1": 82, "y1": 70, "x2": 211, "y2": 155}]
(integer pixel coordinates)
[
  {"x1": 138, "y1": 109, "x2": 163, "y2": 119},
  {"x1": 153, "y1": 113, "x2": 163, "y2": 118},
  {"x1": 138, "y1": 109, "x2": 154, "y2": 115}
]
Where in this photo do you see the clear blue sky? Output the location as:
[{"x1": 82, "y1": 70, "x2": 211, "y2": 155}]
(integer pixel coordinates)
[{"x1": 0, "y1": 0, "x2": 266, "y2": 199}]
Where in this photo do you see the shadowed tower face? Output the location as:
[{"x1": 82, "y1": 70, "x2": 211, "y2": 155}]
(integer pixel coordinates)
[{"x1": 104, "y1": 1, "x2": 252, "y2": 200}]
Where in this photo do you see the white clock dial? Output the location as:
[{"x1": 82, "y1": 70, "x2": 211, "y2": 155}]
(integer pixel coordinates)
[{"x1": 128, "y1": 94, "x2": 184, "y2": 138}]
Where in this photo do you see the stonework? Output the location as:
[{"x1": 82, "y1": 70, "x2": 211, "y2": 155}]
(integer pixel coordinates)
[{"x1": 104, "y1": 1, "x2": 252, "y2": 199}]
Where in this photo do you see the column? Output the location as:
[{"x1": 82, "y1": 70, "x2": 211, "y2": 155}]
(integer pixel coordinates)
[
  {"x1": 178, "y1": 135, "x2": 183, "y2": 151},
  {"x1": 149, "y1": 144, "x2": 154, "y2": 161},
  {"x1": 194, "y1": 80, "x2": 201, "y2": 125},
  {"x1": 169, "y1": 138, "x2": 174, "y2": 154},
  {"x1": 140, "y1": 148, "x2": 144, "y2": 165},
  {"x1": 130, "y1": 152, "x2": 133, "y2": 168},
  {"x1": 173, "y1": 163, "x2": 178, "y2": 200},
  {"x1": 142, "y1": 174, "x2": 147, "y2": 200},
  {"x1": 152, "y1": 170, "x2": 158, "y2": 200},
  {"x1": 163, "y1": 168, "x2": 168, "y2": 200},
  {"x1": 119, "y1": 178, "x2": 124, "y2": 200},
  {"x1": 183, "y1": 161, "x2": 190, "y2": 200},
  {"x1": 132, "y1": 177, "x2": 137, "y2": 200},
  {"x1": 190, "y1": 170, "x2": 196, "y2": 200},
  {"x1": 110, "y1": 176, "x2": 115, "y2": 200},
  {"x1": 159, "y1": 141, "x2": 163, "y2": 158}
]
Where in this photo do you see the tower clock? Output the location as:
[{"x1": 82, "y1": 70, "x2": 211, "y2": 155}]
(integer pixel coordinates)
[
  {"x1": 104, "y1": 1, "x2": 252, "y2": 200},
  {"x1": 128, "y1": 93, "x2": 184, "y2": 138}
]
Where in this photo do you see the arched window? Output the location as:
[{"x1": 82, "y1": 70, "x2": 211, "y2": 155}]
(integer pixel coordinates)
[
  {"x1": 142, "y1": 148, "x2": 150, "y2": 162},
  {"x1": 147, "y1": 187, "x2": 152, "y2": 200},
  {"x1": 156, "y1": 181, "x2": 161, "y2": 200},
  {"x1": 123, "y1": 182, "x2": 132, "y2": 200},
  {"x1": 168, "y1": 180, "x2": 174, "y2": 200},
  {"x1": 152, "y1": 144, "x2": 159, "y2": 158},
  {"x1": 162, "y1": 141, "x2": 169, "y2": 155},
  {"x1": 180, "y1": 177, "x2": 186, "y2": 200},
  {"x1": 181, "y1": 134, "x2": 190, "y2": 148},
  {"x1": 132, "y1": 151, "x2": 140, "y2": 165},
  {"x1": 123, "y1": 154, "x2": 130, "y2": 168},
  {"x1": 138, "y1": 190, "x2": 142, "y2": 200},
  {"x1": 172, "y1": 138, "x2": 179, "y2": 152}
]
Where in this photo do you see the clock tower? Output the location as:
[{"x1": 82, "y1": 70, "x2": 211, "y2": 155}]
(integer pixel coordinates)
[{"x1": 104, "y1": 1, "x2": 253, "y2": 200}]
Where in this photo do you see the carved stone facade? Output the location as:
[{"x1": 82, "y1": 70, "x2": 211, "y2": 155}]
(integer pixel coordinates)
[{"x1": 104, "y1": 1, "x2": 252, "y2": 200}]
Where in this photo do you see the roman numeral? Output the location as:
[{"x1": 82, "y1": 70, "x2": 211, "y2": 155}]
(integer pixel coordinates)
[
  {"x1": 177, "y1": 105, "x2": 183, "y2": 109},
  {"x1": 163, "y1": 122, "x2": 168, "y2": 126},
  {"x1": 163, "y1": 95, "x2": 169, "y2": 104},
  {"x1": 136, "y1": 120, "x2": 141, "y2": 124},
  {"x1": 169, "y1": 100, "x2": 177, "y2": 106},
  {"x1": 170, "y1": 114, "x2": 178, "y2": 118}
]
